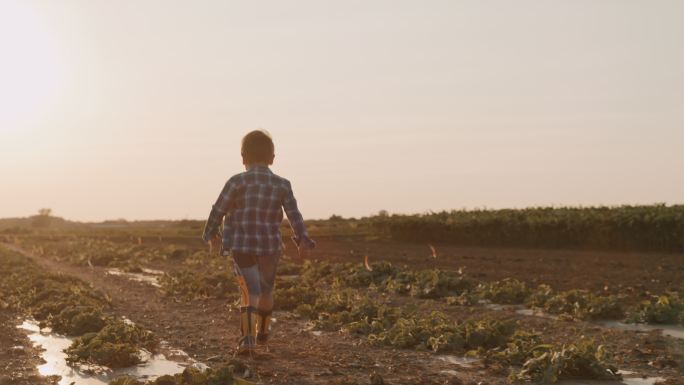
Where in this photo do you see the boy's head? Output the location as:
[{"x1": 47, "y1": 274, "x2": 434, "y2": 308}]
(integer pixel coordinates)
[{"x1": 241, "y1": 130, "x2": 275, "y2": 166}]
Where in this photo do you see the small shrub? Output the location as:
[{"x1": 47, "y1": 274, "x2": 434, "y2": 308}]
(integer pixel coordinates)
[{"x1": 477, "y1": 278, "x2": 531, "y2": 304}]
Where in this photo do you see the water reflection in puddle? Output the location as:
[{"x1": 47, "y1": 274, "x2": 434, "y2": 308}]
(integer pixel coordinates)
[
  {"x1": 106, "y1": 268, "x2": 162, "y2": 287},
  {"x1": 437, "y1": 355, "x2": 479, "y2": 377},
  {"x1": 620, "y1": 377, "x2": 666, "y2": 385},
  {"x1": 556, "y1": 377, "x2": 666, "y2": 385},
  {"x1": 141, "y1": 268, "x2": 165, "y2": 275},
  {"x1": 440, "y1": 369, "x2": 461, "y2": 376},
  {"x1": 278, "y1": 275, "x2": 301, "y2": 281},
  {"x1": 18, "y1": 319, "x2": 204, "y2": 385},
  {"x1": 483, "y1": 303, "x2": 520, "y2": 312},
  {"x1": 596, "y1": 321, "x2": 684, "y2": 339},
  {"x1": 437, "y1": 355, "x2": 479, "y2": 367},
  {"x1": 502, "y1": 305, "x2": 683, "y2": 340},
  {"x1": 514, "y1": 307, "x2": 559, "y2": 320}
]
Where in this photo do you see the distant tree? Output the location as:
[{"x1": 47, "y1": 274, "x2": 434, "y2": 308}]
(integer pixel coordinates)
[
  {"x1": 103, "y1": 218, "x2": 128, "y2": 224},
  {"x1": 329, "y1": 214, "x2": 344, "y2": 221},
  {"x1": 32, "y1": 208, "x2": 53, "y2": 227},
  {"x1": 378, "y1": 210, "x2": 389, "y2": 217}
]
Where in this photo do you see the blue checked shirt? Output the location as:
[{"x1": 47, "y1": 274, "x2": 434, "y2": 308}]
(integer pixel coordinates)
[{"x1": 202, "y1": 165, "x2": 313, "y2": 256}]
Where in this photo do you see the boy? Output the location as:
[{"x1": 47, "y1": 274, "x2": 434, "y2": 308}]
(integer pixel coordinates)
[{"x1": 201, "y1": 130, "x2": 315, "y2": 354}]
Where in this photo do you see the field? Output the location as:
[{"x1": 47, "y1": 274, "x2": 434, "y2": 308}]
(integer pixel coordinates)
[{"x1": 1, "y1": 209, "x2": 683, "y2": 385}]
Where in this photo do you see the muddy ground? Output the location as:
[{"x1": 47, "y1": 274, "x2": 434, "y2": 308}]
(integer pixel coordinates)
[
  {"x1": 0, "y1": 309, "x2": 58, "y2": 385},
  {"x1": 1, "y1": 236, "x2": 683, "y2": 384}
]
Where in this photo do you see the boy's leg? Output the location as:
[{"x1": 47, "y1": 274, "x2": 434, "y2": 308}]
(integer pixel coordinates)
[
  {"x1": 232, "y1": 253, "x2": 262, "y2": 353},
  {"x1": 255, "y1": 254, "x2": 279, "y2": 345}
]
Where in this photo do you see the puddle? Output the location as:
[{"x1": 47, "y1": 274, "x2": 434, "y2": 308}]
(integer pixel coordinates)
[
  {"x1": 617, "y1": 370, "x2": 635, "y2": 376},
  {"x1": 514, "y1": 307, "x2": 559, "y2": 320},
  {"x1": 440, "y1": 369, "x2": 461, "y2": 376},
  {"x1": 437, "y1": 355, "x2": 479, "y2": 368},
  {"x1": 483, "y1": 303, "x2": 526, "y2": 312},
  {"x1": 481, "y1": 302, "x2": 558, "y2": 320},
  {"x1": 489, "y1": 303, "x2": 683, "y2": 340},
  {"x1": 596, "y1": 321, "x2": 684, "y2": 339},
  {"x1": 509, "y1": 304, "x2": 684, "y2": 340},
  {"x1": 620, "y1": 377, "x2": 666, "y2": 385},
  {"x1": 278, "y1": 274, "x2": 301, "y2": 281},
  {"x1": 141, "y1": 268, "x2": 165, "y2": 275},
  {"x1": 514, "y1": 308, "x2": 684, "y2": 339},
  {"x1": 556, "y1": 376, "x2": 666, "y2": 385},
  {"x1": 18, "y1": 319, "x2": 203, "y2": 385},
  {"x1": 437, "y1": 355, "x2": 479, "y2": 377},
  {"x1": 106, "y1": 268, "x2": 162, "y2": 287}
]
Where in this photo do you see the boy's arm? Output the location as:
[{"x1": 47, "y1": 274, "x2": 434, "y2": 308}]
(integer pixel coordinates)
[
  {"x1": 282, "y1": 181, "x2": 315, "y2": 248},
  {"x1": 201, "y1": 179, "x2": 236, "y2": 243}
]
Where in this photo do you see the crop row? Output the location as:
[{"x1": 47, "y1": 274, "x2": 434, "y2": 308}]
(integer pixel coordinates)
[
  {"x1": 271, "y1": 262, "x2": 622, "y2": 383},
  {"x1": 272, "y1": 259, "x2": 683, "y2": 326},
  {"x1": 370, "y1": 204, "x2": 684, "y2": 251}
]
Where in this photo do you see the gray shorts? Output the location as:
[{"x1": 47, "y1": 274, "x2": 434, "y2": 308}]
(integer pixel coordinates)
[{"x1": 231, "y1": 252, "x2": 279, "y2": 296}]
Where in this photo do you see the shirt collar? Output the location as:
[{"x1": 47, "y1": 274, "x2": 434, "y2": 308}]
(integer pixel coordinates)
[{"x1": 246, "y1": 164, "x2": 271, "y2": 172}]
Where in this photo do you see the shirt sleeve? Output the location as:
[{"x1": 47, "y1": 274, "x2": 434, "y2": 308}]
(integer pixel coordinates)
[
  {"x1": 201, "y1": 179, "x2": 236, "y2": 242},
  {"x1": 282, "y1": 180, "x2": 314, "y2": 247}
]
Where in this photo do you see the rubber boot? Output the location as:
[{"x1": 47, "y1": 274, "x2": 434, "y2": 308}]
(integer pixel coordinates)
[
  {"x1": 256, "y1": 309, "x2": 272, "y2": 349},
  {"x1": 236, "y1": 306, "x2": 256, "y2": 355}
]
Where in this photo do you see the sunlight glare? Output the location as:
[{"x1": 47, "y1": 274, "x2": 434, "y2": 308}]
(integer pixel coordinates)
[{"x1": 0, "y1": 2, "x2": 64, "y2": 133}]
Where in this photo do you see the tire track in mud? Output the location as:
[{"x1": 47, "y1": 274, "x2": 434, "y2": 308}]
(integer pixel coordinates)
[{"x1": 3, "y1": 243, "x2": 494, "y2": 385}]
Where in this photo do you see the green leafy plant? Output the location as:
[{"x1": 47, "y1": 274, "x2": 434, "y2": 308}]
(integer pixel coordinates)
[
  {"x1": 66, "y1": 319, "x2": 158, "y2": 368},
  {"x1": 372, "y1": 204, "x2": 684, "y2": 252},
  {"x1": 528, "y1": 287, "x2": 625, "y2": 320},
  {"x1": 477, "y1": 278, "x2": 531, "y2": 304},
  {"x1": 510, "y1": 339, "x2": 620, "y2": 384},
  {"x1": 628, "y1": 294, "x2": 684, "y2": 325},
  {"x1": 159, "y1": 270, "x2": 237, "y2": 300},
  {"x1": 107, "y1": 363, "x2": 253, "y2": 385}
]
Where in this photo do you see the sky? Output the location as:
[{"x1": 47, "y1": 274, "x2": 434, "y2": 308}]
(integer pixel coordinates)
[{"x1": 1, "y1": 0, "x2": 683, "y2": 222}]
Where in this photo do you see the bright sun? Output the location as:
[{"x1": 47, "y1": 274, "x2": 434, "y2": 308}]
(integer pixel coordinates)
[{"x1": 0, "y1": 2, "x2": 64, "y2": 133}]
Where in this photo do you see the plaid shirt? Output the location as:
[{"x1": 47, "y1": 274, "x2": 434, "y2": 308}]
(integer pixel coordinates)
[{"x1": 202, "y1": 165, "x2": 312, "y2": 256}]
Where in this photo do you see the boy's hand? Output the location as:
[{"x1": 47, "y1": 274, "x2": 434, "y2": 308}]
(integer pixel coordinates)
[
  {"x1": 291, "y1": 236, "x2": 315, "y2": 262},
  {"x1": 208, "y1": 233, "x2": 222, "y2": 255},
  {"x1": 297, "y1": 241, "x2": 312, "y2": 259}
]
